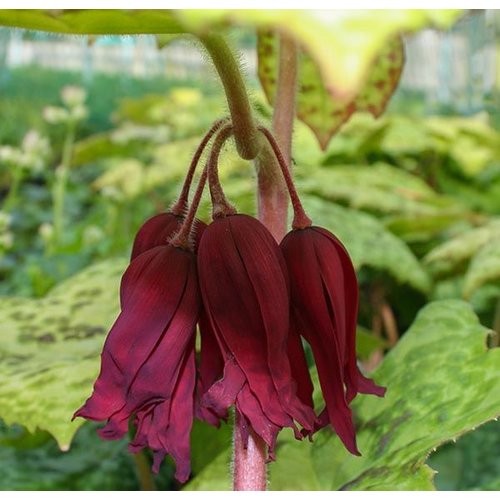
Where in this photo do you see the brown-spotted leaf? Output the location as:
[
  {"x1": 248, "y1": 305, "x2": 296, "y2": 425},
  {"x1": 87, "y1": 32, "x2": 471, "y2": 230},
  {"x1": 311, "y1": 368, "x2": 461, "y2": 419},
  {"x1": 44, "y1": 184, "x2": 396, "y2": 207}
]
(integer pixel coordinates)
[{"x1": 258, "y1": 31, "x2": 404, "y2": 149}]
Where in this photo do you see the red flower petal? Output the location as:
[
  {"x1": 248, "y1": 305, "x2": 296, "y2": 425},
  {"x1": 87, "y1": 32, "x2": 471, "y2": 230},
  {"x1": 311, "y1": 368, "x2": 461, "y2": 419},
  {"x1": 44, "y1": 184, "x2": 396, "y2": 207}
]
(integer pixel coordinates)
[
  {"x1": 74, "y1": 244, "x2": 200, "y2": 482},
  {"x1": 198, "y1": 214, "x2": 315, "y2": 443},
  {"x1": 281, "y1": 228, "x2": 360, "y2": 455},
  {"x1": 131, "y1": 212, "x2": 206, "y2": 260}
]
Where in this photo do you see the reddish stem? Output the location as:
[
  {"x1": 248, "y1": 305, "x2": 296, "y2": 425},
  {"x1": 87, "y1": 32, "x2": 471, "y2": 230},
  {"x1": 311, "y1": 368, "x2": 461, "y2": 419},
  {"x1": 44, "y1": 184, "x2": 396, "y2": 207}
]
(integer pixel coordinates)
[
  {"x1": 258, "y1": 126, "x2": 312, "y2": 230},
  {"x1": 170, "y1": 117, "x2": 229, "y2": 216},
  {"x1": 169, "y1": 124, "x2": 234, "y2": 250},
  {"x1": 233, "y1": 411, "x2": 267, "y2": 491},
  {"x1": 206, "y1": 126, "x2": 237, "y2": 219}
]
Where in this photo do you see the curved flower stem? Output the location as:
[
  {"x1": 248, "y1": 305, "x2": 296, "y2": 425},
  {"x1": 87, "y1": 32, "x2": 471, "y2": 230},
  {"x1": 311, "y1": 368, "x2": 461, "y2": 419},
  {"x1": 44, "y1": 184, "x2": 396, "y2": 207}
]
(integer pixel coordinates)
[
  {"x1": 206, "y1": 126, "x2": 237, "y2": 219},
  {"x1": 233, "y1": 411, "x2": 267, "y2": 491},
  {"x1": 169, "y1": 124, "x2": 234, "y2": 250},
  {"x1": 258, "y1": 33, "x2": 299, "y2": 242},
  {"x1": 258, "y1": 126, "x2": 312, "y2": 230},
  {"x1": 170, "y1": 117, "x2": 229, "y2": 216},
  {"x1": 200, "y1": 35, "x2": 261, "y2": 160}
]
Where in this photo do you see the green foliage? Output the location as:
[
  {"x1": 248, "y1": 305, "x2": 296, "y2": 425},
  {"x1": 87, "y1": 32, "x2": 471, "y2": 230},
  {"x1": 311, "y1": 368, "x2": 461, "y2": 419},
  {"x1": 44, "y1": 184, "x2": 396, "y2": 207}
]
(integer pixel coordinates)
[
  {"x1": 258, "y1": 32, "x2": 404, "y2": 149},
  {"x1": 0, "y1": 10, "x2": 461, "y2": 99},
  {"x1": 300, "y1": 163, "x2": 462, "y2": 217},
  {"x1": 0, "y1": 259, "x2": 125, "y2": 448},
  {"x1": 427, "y1": 421, "x2": 500, "y2": 491},
  {"x1": 186, "y1": 301, "x2": 500, "y2": 490}
]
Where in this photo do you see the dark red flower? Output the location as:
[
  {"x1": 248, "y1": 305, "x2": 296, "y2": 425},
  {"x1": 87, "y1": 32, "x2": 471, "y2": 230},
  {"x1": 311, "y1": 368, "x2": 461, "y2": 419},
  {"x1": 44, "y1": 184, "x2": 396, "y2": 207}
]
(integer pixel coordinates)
[
  {"x1": 197, "y1": 214, "x2": 316, "y2": 453},
  {"x1": 74, "y1": 243, "x2": 200, "y2": 482},
  {"x1": 280, "y1": 226, "x2": 385, "y2": 454},
  {"x1": 131, "y1": 212, "x2": 206, "y2": 260}
]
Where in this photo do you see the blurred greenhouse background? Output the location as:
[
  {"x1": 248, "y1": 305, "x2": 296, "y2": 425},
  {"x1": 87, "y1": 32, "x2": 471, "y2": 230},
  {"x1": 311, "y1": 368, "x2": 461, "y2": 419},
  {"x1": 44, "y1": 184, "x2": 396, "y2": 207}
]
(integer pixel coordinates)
[{"x1": 0, "y1": 9, "x2": 499, "y2": 491}]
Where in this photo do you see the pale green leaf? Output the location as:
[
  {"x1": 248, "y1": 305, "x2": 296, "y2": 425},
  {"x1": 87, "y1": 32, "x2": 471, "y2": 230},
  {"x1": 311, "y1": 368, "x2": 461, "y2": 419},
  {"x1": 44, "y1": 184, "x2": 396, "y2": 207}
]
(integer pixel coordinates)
[
  {"x1": 0, "y1": 259, "x2": 126, "y2": 448},
  {"x1": 424, "y1": 220, "x2": 500, "y2": 275},
  {"x1": 185, "y1": 300, "x2": 500, "y2": 490},
  {"x1": 463, "y1": 237, "x2": 500, "y2": 299},
  {"x1": 300, "y1": 163, "x2": 462, "y2": 217},
  {"x1": 0, "y1": 10, "x2": 462, "y2": 99},
  {"x1": 258, "y1": 32, "x2": 404, "y2": 149}
]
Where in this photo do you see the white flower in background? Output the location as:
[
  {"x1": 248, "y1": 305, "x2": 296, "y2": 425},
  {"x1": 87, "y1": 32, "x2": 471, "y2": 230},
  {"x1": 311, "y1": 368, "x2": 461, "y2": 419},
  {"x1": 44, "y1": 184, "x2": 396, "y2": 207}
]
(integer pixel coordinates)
[
  {"x1": 0, "y1": 131, "x2": 50, "y2": 173},
  {"x1": 38, "y1": 222, "x2": 54, "y2": 244},
  {"x1": 43, "y1": 105, "x2": 70, "y2": 124},
  {"x1": 0, "y1": 145, "x2": 21, "y2": 165},
  {"x1": 83, "y1": 225, "x2": 105, "y2": 246},
  {"x1": 71, "y1": 104, "x2": 89, "y2": 122},
  {"x1": 20, "y1": 131, "x2": 51, "y2": 173},
  {"x1": 61, "y1": 85, "x2": 87, "y2": 109}
]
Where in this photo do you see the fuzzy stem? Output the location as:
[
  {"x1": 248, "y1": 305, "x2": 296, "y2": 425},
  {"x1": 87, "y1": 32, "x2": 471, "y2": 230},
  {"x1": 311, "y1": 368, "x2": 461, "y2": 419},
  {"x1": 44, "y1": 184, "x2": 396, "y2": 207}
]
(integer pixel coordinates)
[
  {"x1": 258, "y1": 126, "x2": 312, "y2": 230},
  {"x1": 233, "y1": 411, "x2": 267, "y2": 491},
  {"x1": 200, "y1": 35, "x2": 260, "y2": 160},
  {"x1": 257, "y1": 35, "x2": 298, "y2": 242},
  {"x1": 206, "y1": 126, "x2": 237, "y2": 219},
  {"x1": 171, "y1": 117, "x2": 229, "y2": 216},
  {"x1": 169, "y1": 125, "x2": 234, "y2": 250}
]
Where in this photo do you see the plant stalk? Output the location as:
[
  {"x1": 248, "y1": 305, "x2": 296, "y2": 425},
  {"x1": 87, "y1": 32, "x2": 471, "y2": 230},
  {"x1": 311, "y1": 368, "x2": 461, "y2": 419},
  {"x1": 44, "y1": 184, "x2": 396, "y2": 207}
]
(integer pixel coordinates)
[
  {"x1": 133, "y1": 451, "x2": 157, "y2": 491},
  {"x1": 257, "y1": 33, "x2": 298, "y2": 241},
  {"x1": 200, "y1": 35, "x2": 260, "y2": 160},
  {"x1": 51, "y1": 121, "x2": 76, "y2": 252},
  {"x1": 233, "y1": 411, "x2": 267, "y2": 491}
]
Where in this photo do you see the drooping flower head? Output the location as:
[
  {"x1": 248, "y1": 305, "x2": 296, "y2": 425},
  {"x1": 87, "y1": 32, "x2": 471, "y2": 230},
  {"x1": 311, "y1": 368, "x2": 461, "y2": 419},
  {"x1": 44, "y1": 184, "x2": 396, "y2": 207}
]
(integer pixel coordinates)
[
  {"x1": 74, "y1": 242, "x2": 200, "y2": 482},
  {"x1": 193, "y1": 125, "x2": 315, "y2": 452},
  {"x1": 259, "y1": 126, "x2": 386, "y2": 454},
  {"x1": 74, "y1": 119, "x2": 228, "y2": 483}
]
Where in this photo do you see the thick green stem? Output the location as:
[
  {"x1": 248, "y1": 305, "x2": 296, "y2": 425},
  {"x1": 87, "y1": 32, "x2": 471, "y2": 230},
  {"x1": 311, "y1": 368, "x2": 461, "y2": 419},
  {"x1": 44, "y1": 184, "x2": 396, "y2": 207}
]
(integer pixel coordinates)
[
  {"x1": 51, "y1": 122, "x2": 76, "y2": 252},
  {"x1": 257, "y1": 34, "x2": 298, "y2": 241},
  {"x1": 200, "y1": 34, "x2": 260, "y2": 160}
]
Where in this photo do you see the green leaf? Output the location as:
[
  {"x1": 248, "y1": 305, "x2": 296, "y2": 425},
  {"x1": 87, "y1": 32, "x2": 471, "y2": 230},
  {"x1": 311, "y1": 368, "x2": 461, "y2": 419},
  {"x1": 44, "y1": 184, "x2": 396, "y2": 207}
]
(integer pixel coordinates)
[
  {"x1": 302, "y1": 195, "x2": 431, "y2": 293},
  {"x1": 0, "y1": 10, "x2": 183, "y2": 34},
  {"x1": 300, "y1": 163, "x2": 462, "y2": 217},
  {"x1": 463, "y1": 237, "x2": 500, "y2": 299},
  {"x1": 356, "y1": 327, "x2": 388, "y2": 360},
  {"x1": 0, "y1": 259, "x2": 126, "y2": 449},
  {"x1": 424, "y1": 219, "x2": 500, "y2": 276},
  {"x1": 385, "y1": 213, "x2": 466, "y2": 244},
  {"x1": 176, "y1": 10, "x2": 461, "y2": 100},
  {"x1": 0, "y1": 10, "x2": 462, "y2": 100},
  {"x1": 258, "y1": 32, "x2": 404, "y2": 149},
  {"x1": 186, "y1": 300, "x2": 500, "y2": 490}
]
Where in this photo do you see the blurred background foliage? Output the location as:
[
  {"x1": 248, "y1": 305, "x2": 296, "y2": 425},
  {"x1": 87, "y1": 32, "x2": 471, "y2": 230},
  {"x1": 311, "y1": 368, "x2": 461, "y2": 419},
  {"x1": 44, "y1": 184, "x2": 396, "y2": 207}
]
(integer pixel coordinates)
[{"x1": 0, "y1": 9, "x2": 499, "y2": 491}]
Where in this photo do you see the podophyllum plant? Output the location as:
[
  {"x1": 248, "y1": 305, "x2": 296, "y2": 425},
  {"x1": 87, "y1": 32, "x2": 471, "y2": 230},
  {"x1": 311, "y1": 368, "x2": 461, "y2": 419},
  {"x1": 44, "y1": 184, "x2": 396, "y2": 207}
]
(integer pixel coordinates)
[{"x1": 2, "y1": 9, "x2": 485, "y2": 492}]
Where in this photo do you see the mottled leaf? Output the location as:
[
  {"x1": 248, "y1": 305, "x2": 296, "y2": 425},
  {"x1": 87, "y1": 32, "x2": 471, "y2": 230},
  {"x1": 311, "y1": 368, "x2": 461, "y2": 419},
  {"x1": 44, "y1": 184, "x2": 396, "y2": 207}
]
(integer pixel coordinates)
[
  {"x1": 463, "y1": 237, "x2": 500, "y2": 299},
  {"x1": 258, "y1": 32, "x2": 404, "y2": 149},
  {"x1": 186, "y1": 300, "x2": 500, "y2": 490},
  {"x1": 300, "y1": 163, "x2": 462, "y2": 217},
  {"x1": 0, "y1": 10, "x2": 461, "y2": 100},
  {"x1": 0, "y1": 259, "x2": 126, "y2": 448},
  {"x1": 424, "y1": 220, "x2": 500, "y2": 276}
]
